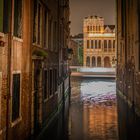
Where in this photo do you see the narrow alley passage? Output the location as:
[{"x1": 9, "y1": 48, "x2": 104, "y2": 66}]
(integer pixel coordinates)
[{"x1": 1, "y1": 0, "x2": 140, "y2": 140}]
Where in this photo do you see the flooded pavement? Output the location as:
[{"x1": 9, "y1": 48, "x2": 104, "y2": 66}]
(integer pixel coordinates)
[{"x1": 69, "y1": 77, "x2": 118, "y2": 140}]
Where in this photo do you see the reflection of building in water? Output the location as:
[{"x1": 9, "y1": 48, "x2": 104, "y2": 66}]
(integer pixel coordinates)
[
  {"x1": 70, "y1": 78, "x2": 118, "y2": 139},
  {"x1": 69, "y1": 78, "x2": 84, "y2": 140},
  {"x1": 84, "y1": 104, "x2": 118, "y2": 139},
  {"x1": 83, "y1": 16, "x2": 116, "y2": 67}
]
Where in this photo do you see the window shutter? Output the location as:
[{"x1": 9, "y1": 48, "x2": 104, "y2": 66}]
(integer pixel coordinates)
[
  {"x1": 12, "y1": 74, "x2": 20, "y2": 121},
  {"x1": 0, "y1": 0, "x2": 4, "y2": 32}
]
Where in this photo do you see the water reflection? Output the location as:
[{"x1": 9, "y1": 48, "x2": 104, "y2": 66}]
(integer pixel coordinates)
[
  {"x1": 69, "y1": 77, "x2": 118, "y2": 140},
  {"x1": 39, "y1": 77, "x2": 118, "y2": 140}
]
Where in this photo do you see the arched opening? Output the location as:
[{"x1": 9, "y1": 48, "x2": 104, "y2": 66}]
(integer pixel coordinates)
[
  {"x1": 104, "y1": 57, "x2": 111, "y2": 67},
  {"x1": 86, "y1": 56, "x2": 90, "y2": 67},
  {"x1": 98, "y1": 40, "x2": 101, "y2": 49},
  {"x1": 97, "y1": 57, "x2": 101, "y2": 67},
  {"x1": 104, "y1": 40, "x2": 107, "y2": 52},
  {"x1": 92, "y1": 56, "x2": 96, "y2": 67},
  {"x1": 108, "y1": 40, "x2": 112, "y2": 52},
  {"x1": 95, "y1": 40, "x2": 97, "y2": 49}
]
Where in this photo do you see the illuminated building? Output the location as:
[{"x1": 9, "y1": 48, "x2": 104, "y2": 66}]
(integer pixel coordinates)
[{"x1": 83, "y1": 16, "x2": 115, "y2": 67}]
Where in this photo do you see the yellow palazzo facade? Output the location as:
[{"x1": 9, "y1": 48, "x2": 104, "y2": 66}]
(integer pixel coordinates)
[{"x1": 83, "y1": 16, "x2": 115, "y2": 67}]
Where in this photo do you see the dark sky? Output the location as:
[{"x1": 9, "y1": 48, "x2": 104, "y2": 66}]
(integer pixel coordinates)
[{"x1": 70, "y1": 0, "x2": 115, "y2": 35}]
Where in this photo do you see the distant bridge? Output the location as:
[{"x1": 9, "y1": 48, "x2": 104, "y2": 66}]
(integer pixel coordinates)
[{"x1": 70, "y1": 66, "x2": 116, "y2": 78}]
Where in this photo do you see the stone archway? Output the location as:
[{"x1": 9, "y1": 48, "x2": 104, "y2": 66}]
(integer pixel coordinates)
[
  {"x1": 86, "y1": 56, "x2": 90, "y2": 67},
  {"x1": 104, "y1": 57, "x2": 111, "y2": 67},
  {"x1": 97, "y1": 57, "x2": 101, "y2": 67},
  {"x1": 92, "y1": 56, "x2": 96, "y2": 67}
]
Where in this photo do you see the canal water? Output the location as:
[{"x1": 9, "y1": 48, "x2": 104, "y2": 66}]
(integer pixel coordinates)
[
  {"x1": 69, "y1": 77, "x2": 118, "y2": 140},
  {"x1": 39, "y1": 77, "x2": 118, "y2": 140}
]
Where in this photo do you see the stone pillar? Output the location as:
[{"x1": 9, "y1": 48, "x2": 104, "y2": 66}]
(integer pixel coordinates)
[
  {"x1": 89, "y1": 57, "x2": 91, "y2": 67},
  {"x1": 84, "y1": 54, "x2": 86, "y2": 66},
  {"x1": 83, "y1": 38, "x2": 86, "y2": 66},
  {"x1": 112, "y1": 40, "x2": 114, "y2": 52},
  {"x1": 107, "y1": 40, "x2": 109, "y2": 52},
  {"x1": 110, "y1": 56, "x2": 111, "y2": 68},
  {"x1": 102, "y1": 40, "x2": 104, "y2": 52},
  {"x1": 95, "y1": 57, "x2": 97, "y2": 67}
]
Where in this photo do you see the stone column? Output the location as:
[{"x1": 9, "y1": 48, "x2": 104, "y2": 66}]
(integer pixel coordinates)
[
  {"x1": 112, "y1": 40, "x2": 113, "y2": 52},
  {"x1": 107, "y1": 40, "x2": 109, "y2": 52},
  {"x1": 84, "y1": 54, "x2": 86, "y2": 66},
  {"x1": 90, "y1": 56, "x2": 92, "y2": 67},
  {"x1": 95, "y1": 57, "x2": 97, "y2": 67}
]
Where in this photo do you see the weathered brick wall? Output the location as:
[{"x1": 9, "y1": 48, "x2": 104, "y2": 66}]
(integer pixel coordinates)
[
  {"x1": 0, "y1": 0, "x2": 70, "y2": 139},
  {"x1": 7, "y1": 0, "x2": 32, "y2": 139},
  {"x1": 0, "y1": 34, "x2": 8, "y2": 140},
  {"x1": 117, "y1": 0, "x2": 140, "y2": 118}
]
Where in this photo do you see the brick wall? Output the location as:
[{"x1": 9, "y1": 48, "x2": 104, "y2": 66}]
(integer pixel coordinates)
[{"x1": 117, "y1": 0, "x2": 140, "y2": 116}]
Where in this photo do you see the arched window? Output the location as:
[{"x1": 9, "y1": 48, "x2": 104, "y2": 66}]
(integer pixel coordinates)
[
  {"x1": 93, "y1": 26, "x2": 95, "y2": 32},
  {"x1": 90, "y1": 26, "x2": 92, "y2": 31},
  {"x1": 86, "y1": 56, "x2": 90, "y2": 67},
  {"x1": 87, "y1": 40, "x2": 89, "y2": 49},
  {"x1": 96, "y1": 26, "x2": 99, "y2": 32},
  {"x1": 113, "y1": 40, "x2": 115, "y2": 51},
  {"x1": 98, "y1": 40, "x2": 101, "y2": 49},
  {"x1": 95, "y1": 40, "x2": 97, "y2": 49},
  {"x1": 92, "y1": 56, "x2": 96, "y2": 67},
  {"x1": 97, "y1": 57, "x2": 101, "y2": 67},
  {"x1": 108, "y1": 40, "x2": 112, "y2": 52},
  {"x1": 99, "y1": 26, "x2": 101, "y2": 32},
  {"x1": 91, "y1": 40, "x2": 94, "y2": 49},
  {"x1": 87, "y1": 26, "x2": 90, "y2": 32},
  {"x1": 104, "y1": 40, "x2": 107, "y2": 52},
  {"x1": 104, "y1": 57, "x2": 111, "y2": 67}
]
